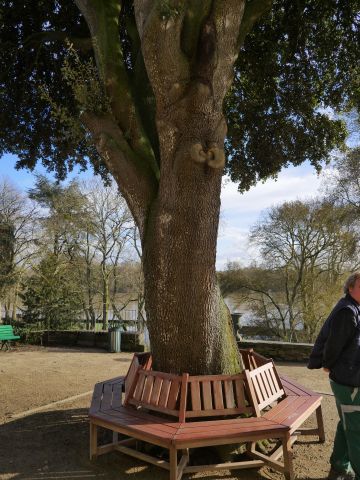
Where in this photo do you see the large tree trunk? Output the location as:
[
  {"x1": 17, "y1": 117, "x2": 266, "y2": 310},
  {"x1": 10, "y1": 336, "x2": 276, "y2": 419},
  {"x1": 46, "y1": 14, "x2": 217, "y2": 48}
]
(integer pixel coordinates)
[
  {"x1": 75, "y1": 0, "x2": 272, "y2": 375},
  {"x1": 143, "y1": 112, "x2": 240, "y2": 374}
]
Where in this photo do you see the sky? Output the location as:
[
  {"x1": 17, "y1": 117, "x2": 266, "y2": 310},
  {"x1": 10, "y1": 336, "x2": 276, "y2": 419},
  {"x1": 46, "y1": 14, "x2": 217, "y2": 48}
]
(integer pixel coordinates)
[{"x1": 0, "y1": 152, "x2": 326, "y2": 270}]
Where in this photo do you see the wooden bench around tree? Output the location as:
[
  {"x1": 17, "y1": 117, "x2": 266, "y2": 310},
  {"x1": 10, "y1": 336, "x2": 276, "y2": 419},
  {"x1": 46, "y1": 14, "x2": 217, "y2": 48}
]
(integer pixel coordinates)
[
  {"x1": 0, "y1": 325, "x2": 20, "y2": 351},
  {"x1": 90, "y1": 360, "x2": 304, "y2": 480},
  {"x1": 89, "y1": 350, "x2": 325, "y2": 480}
]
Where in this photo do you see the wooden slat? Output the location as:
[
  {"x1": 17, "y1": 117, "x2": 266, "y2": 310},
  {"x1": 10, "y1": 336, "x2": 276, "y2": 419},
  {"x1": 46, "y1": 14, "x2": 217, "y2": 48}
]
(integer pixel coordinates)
[
  {"x1": 223, "y1": 380, "x2": 235, "y2": 409},
  {"x1": 177, "y1": 415, "x2": 279, "y2": 430},
  {"x1": 190, "y1": 381, "x2": 201, "y2": 411},
  {"x1": 263, "y1": 396, "x2": 299, "y2": 421},
  {"x1": 190, "y1": 374, "x2": 243, "y2": 382},
  {"x1": 264, "y1": 367, "x2": 276, "y2": 395},
  {"x1": 267, "y1": 397, "x2": 321, "y2": 430},
  {"x1": 184, "y1": 459, "x2": 264, "y2": 473},
  {"x1": 89, "y1": 382, "x2": 104, "y2": 414},
  {"x1": 213, "y1": 380, "x2": 224, "y2": 410},
  {"x1": 269, "y1": 368, "x2": 283, "y2": 395},
  {"x1": 280, "y1": 374, "x2": 317, "y2": 397},
  {"x1": 158, "y1": 379, "x2": 171, "y2": 407},
  {"x1": 234, "y1": 378, "x2": 246, "y2": 409},
  {"x1": 115, "y1": 444, "x2": 170, "y2": 470},
  {"x1": 150, "y1": 376, "x2": 163, "y2": 406},
  {"x1": 173, "y1": 421, "x2": 288, "y2": 443},
  {"x1": 252, "y1": 375, "x2": 265, "y2": 404},
  {"x1": 133, "y1": 371, "x2": 146, "y2": 401},
  {"x1": 92, "y1": 409, "x2": 179, "y2": 435},
  {"x1": 201, "y1": 381, "x2": 213, "y2": 410},
  {"x1": 101, "y1": 383, "x2": 113, "y2": 411},
  {"x1": 112, "y1": 382, "x2": 123, "y2": 408},
  {"x1": 186, "y1": 406, "x2": 253, "y2": 418},
  {"x1": 142, "y1": 374, "x2": 154, "y2": 403},
  {"x1": 260, "y1": 370, "x2": 272, "y2": 398},
  {"x1": 179, "y1": 373, "x2": 189, "y2": 423},
  {"x1": 167, "y1": 379, "x2": 180, "y2": 410}
]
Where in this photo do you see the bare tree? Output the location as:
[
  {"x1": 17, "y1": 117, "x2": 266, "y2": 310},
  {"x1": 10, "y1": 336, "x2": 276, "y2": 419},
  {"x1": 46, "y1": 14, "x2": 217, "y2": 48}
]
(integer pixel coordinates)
[
  {"x1": 246, "y1": 200, "x2": 358, "y2": 341},
  {"x1": 0, "y1": 178, "x2": 38, "y2": 322},
  {"x1": 82, "y1": 179, "x2": 134, "y2": 330}
]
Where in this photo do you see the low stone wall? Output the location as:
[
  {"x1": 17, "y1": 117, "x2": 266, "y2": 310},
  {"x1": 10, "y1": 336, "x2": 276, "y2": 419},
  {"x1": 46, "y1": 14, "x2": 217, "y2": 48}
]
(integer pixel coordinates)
[
  {"x1": 238, "y1": 339, "x2": 313, "y2": 363},
  {"x1": 25, "y1": 330, "x2": 145, "y2": 352}
]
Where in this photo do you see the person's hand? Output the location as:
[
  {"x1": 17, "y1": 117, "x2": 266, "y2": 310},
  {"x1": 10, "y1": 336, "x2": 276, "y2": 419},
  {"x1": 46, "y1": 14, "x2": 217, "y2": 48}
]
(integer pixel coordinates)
[{"x1": 323, "y1": 367, "x2": 330, "y2": 373}]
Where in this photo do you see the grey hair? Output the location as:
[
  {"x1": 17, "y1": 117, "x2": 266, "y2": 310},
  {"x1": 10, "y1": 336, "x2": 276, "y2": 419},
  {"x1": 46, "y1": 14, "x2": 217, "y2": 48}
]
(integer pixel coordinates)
[{"x1": 344, "y1": 272, "x2": 360, "y2": 294}]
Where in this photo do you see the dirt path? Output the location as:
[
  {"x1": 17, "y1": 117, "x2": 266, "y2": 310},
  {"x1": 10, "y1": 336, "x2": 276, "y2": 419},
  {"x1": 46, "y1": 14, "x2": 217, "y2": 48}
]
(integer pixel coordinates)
[{"x1": 0, "y1": 346, "x2": 337, "y2": 479}]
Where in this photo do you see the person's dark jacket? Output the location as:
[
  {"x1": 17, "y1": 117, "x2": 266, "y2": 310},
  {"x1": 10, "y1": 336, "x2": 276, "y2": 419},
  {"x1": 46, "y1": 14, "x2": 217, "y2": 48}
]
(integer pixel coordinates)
[{"x1": 308, "y1": 294, "x2": 360, "y2": 386}]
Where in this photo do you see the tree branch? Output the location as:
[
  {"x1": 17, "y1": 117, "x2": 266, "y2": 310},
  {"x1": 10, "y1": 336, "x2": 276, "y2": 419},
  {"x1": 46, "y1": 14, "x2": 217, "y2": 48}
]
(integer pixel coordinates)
[
  {"x1": 81, "y1": 112, "x2": 157, "y2": 237},
  {"x1": 237, "y1": 0, "x2": 273, "y2": 48},
  {"x1": 75, "y1": 0, "x2": 159, "y2": 179},
  {"x1": 134, "y1": 0, "x2": 190, "y2": 107},
  {"x1": 23, "y1": 32, "x2": 93, "y2": 52}
]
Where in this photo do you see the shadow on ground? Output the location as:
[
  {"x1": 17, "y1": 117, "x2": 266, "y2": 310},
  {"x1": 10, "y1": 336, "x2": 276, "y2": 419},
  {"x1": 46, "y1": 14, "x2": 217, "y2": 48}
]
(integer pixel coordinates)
[{"x1": 0, "y1": 407, "x2": 328, "y2": 480}]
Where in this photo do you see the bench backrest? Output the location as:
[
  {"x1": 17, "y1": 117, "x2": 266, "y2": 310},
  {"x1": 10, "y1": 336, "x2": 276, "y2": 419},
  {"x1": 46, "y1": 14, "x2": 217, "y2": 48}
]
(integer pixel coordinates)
[
  {"x1": 185, "y1": 373, "x2": 253, "y2": 419},
  {"x1": 125, "y1": 368, "x2": 187, "y2": 420},
  {"x1": 124, "y1": 352, "x2": 152, "y2": 394},
  {"x1": 125, "y1": 368, "x2": 254, "y2": 422},
  {"x1": 0, "y1": 325, "x2": 16, "y2": 338},
  {"x1": 244, "y1": 361, "x2": 285, "y2": 416},
  {"x1": 239, "y1": 348, "x2": 271, "y2": 370}
]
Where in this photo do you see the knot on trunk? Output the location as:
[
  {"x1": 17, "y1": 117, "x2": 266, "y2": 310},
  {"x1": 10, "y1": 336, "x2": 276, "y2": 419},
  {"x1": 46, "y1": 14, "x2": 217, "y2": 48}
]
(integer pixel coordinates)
[{"x1": 189, "y1": 143, "x2": 225, "y2": 169}]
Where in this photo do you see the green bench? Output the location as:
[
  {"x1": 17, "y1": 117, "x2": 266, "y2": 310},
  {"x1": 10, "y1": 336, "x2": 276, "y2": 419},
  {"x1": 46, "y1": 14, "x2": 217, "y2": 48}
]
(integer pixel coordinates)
[{"x1": 0, "y1": 325, "x2": 20, "y2": 350}]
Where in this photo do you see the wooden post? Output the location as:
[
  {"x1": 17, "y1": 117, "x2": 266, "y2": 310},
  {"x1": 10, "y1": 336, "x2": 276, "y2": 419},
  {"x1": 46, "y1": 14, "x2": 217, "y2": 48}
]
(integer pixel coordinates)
[
  {"x1": 112, "y1": 431, "x2": 119, "y2": 444},
  {"x1": 282, "y1": 433, "x2": 294, "y2": 480},
  {"x1": 90, "y1": 423, "x2": 98, "y2": 460},
  {"x1": 169, "y1": 447, "x2": 178, "y2": 480},
  {"x1": 316, "y1": 405, "x2": 326, "y2": 443}
]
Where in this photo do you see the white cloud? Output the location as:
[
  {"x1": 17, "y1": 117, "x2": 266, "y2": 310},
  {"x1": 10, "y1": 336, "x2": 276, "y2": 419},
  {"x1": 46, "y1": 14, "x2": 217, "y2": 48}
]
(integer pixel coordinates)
[{"x1": 216, "y1": 163, "x2": 324, "y2": 269}]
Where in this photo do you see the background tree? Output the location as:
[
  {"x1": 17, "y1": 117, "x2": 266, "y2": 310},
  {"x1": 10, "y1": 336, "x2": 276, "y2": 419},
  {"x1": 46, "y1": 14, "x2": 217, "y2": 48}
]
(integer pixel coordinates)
[
  {"x1": 82, "y1": 179, "x2": 134, "y2": 330},
  {"x1": 1, "y1": 1, "x2": 359, "y2": 373},
  {"x1": 327, "y1": 147, "x2": 360, "y2": 217},
  {"x1": 21, "y1": 252, "x2": 84, "y2": 330},
  {"x1": 0, "y1": 179, "x2": 38, "y2": 323},
  {"x1": 220, "y1": 200, "x2": 359, "y2": 341}
]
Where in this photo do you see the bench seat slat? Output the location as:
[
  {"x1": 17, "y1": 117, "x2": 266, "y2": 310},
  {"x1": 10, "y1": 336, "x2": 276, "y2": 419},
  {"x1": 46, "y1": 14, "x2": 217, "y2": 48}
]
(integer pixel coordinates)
[
  {"x1": 92, "y1": 408, "x2": 180, "y2": 433},
  {"x1": 264, "y1": 395, "x2": 321, "y2": 425},
  {"x1": 186, "y1": 406, "x2": 253, "y2": 418},
  {"x1": 280, "y1": 374, "x2": 319, "y2": 397}
]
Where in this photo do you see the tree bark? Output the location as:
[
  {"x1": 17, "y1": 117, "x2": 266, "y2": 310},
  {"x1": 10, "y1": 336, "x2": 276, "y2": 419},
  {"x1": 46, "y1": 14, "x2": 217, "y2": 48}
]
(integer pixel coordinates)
[{"x1": 75, "y1": 0, "x2": 273, "y2": 375}]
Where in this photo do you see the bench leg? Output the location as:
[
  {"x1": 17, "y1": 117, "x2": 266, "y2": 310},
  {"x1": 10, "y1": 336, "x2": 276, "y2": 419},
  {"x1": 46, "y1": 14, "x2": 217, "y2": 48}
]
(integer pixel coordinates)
[
  {"x1": 169, "y1": 447, "x2": 177, "y2": 480},
  {"x1": 282, "y1": 433, "x2": 294, "y2": 480},
  {"x1": 0, "y1": 340, "x2": 9, "y2": 351},
  {"x1": 316, "y1": 405, "x2": 326, "y2": 443},
  {"x1": 112, "y1": 431, "x2": 119, "y2": 444},
  {"x1": 90, "y1": 423, "x2": 98, "y2": 460}
]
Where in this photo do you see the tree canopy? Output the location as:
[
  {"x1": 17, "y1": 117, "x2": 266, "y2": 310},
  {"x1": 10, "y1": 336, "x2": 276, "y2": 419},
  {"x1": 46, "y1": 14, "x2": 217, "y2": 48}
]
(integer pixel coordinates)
[{"x1": 1, "y1": 0, "x2": 359, "y2": 190}]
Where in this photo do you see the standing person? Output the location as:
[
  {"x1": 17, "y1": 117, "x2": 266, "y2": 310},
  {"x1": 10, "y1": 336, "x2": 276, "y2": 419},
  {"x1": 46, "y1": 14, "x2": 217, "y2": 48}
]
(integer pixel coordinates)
[{"x1": 308, "y1": 272, "x2": 360, "y2": 480}]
